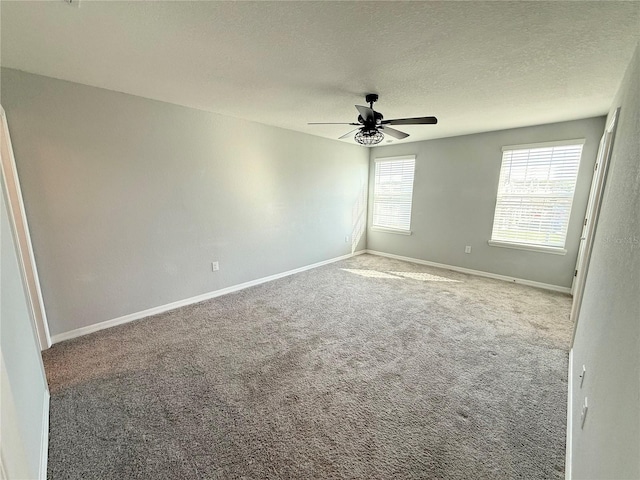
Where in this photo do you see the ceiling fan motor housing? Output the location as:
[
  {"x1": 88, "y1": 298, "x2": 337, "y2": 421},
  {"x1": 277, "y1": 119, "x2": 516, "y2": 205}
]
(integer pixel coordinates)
[{"x1": 358, "y1": 111, "x2": 384, "y2": 127}]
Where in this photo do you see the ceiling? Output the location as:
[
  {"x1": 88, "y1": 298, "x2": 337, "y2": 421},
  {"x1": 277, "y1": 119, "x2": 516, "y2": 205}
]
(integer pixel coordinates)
[{"x1": 1, "y1": 1, "x2": 639, "y2": 145}]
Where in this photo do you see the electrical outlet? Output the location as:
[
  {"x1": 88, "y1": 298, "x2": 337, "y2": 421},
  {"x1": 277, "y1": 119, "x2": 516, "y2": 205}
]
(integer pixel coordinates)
[
  {"x1": 581, "y1": 397, "x2": 588, "y2": 429},
  {"x1": 345, "y1": 235, "x2": 351, "y2": 243},
  {"x1": 465, "y1": 246, "x2": 472, "y2": 254},
  {"x1": 579, "y1": 365, "x2": 586, "y2": 387},
  {"x1": 211, "y1": 261, "x2": 219, "y2": 272}
]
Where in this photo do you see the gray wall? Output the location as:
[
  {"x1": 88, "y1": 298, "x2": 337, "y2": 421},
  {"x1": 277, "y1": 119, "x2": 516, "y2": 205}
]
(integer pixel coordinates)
[
  {"x1": 0, "y1": 68, "x2": 369, "y2": 338},
  {"x1": 570, "y1": 44, "x2": 639, "y2": 479},
  {"x1": 1, "y1": 171, "x2": 48, "y2": 479},
  {"x1": 367, "y1": 117, "x2": 605, "y2": 288}
]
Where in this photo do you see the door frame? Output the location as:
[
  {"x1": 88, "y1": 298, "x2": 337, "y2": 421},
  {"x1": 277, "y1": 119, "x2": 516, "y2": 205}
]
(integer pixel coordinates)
[
  {"x1": 0, "y1": 106, "x2": 51, "y2": 350},
  {"x1": 570, "y1": 108, "x2": 620, "y2": 346}
]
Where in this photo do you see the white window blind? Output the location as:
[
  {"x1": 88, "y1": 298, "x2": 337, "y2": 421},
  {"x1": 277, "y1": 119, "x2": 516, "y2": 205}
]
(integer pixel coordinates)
[
  {"x1": 373, "y1": 156, "x2": 416, "y2": 232},
  {"x1": 490, "y1": 140, "x2": 584, "y2": 250}
]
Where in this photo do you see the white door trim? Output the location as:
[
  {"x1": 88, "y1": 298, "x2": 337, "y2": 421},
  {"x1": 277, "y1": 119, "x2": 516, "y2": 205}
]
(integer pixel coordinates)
[
  {"x1": 0, "y1": 106, "x2": 51, "y2": 350},
  {"x1": 0, "y1": 452, "x2": 7, "y2": 480},
  {"x1": 565, "y1": 348, "x2": 574, "y2": 479},
  {"x1": 570, "y1": 108, "x2": 620, "y2": 347}
]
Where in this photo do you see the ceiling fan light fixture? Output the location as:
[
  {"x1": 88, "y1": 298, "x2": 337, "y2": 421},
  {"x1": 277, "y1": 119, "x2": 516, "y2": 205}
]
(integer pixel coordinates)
[{"x1": 355, "y1": 128, "x2": 384, "y2": 145}]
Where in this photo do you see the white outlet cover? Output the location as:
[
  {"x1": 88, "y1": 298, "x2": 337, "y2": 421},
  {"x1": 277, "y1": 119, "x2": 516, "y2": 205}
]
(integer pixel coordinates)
[{"x1": 581, "y1": 397, "x2": 588, "y2": 429}]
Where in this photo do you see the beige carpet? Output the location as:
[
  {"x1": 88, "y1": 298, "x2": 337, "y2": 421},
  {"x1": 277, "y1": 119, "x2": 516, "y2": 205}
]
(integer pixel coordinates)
[{"x1": 43, "y1": 254, "x2": 572, "y2": 479}]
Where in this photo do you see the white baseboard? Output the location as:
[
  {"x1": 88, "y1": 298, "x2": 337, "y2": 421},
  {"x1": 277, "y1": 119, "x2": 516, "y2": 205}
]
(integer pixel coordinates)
[
  {"x1": 565, "y1": 348, "x2": 573, "y2": 480},
  {"x1": 51, "y1": 250, "x2": 366, "y2": 344},
  {"x1": 39, "y1": 389, "x2": 49, "y2": 480},
  {"x1": 50, "y1": 248, "x2": 568, "y2": 344},
  {"x1": 365, "y1": 250, "x2": 571, "y2": 294}
]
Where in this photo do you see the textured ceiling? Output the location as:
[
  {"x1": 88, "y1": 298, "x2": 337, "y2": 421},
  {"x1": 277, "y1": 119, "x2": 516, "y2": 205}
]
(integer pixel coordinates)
[{"x1": 1, "y1": 1, "x2": 639, "y2": 145}]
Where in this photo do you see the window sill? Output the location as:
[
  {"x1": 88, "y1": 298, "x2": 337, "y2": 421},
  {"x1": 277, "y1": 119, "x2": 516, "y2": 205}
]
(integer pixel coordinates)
[
  {"x1": 371, "y1": 226, "x2": 412, "y2": 236},
  {"x1": 488, "y1": 240, "x2": 567, "y2": 255}
]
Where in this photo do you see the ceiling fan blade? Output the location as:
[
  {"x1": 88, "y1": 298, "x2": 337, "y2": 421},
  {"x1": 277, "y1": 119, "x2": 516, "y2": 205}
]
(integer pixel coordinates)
[
  {"x1": 380, "y1": 126, "x2": 409, "y2": 139},
  {"x1": 382, "y1": 116, "x2": 438, "y2": 125},
  {"x1": 355, "y1": 105, "x2": 375, "y2": 123},
  {"x1": 338, "y1": 128, "x2": 361, "y2": 140},
  {"x1": 308, "y1": 122, "x2": 360, "y2": 125}
]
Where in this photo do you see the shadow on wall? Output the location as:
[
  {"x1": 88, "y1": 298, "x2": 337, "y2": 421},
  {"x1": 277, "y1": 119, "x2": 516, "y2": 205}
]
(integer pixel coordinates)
[{"x1": 351, "y1": 182, "x2": 367, "y2": 253}]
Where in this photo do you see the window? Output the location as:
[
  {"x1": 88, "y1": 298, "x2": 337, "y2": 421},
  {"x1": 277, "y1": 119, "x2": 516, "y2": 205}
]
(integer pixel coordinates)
[
  {"x1": 489, "y1": 139, "x2": 584, "y2": 254},
  {"x1": 372, "y1": 155, "x2": 416, "y2": 233}
]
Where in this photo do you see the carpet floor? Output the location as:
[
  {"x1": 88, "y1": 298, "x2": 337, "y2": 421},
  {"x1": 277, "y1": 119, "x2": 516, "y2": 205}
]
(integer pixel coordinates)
[{"x1": 43, "y1": 254, "x2": 572, "y2": 479}]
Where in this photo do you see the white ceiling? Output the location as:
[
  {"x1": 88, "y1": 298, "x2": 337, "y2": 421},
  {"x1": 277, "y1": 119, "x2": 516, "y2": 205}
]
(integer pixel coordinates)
[{"x1": 1, "y1": 1, "x2": 639, "y2": 145}]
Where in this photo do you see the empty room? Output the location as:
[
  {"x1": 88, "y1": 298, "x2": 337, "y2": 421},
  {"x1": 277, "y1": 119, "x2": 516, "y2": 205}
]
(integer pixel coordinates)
[{"x1": 1, "y1": 1, "x2": 638, "y2": 479}]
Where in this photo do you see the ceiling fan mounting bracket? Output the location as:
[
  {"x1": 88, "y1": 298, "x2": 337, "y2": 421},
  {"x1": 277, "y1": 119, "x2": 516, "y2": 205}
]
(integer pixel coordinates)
[{"x1": 365, "y1": 93, "x2": 379, "y2": 106}]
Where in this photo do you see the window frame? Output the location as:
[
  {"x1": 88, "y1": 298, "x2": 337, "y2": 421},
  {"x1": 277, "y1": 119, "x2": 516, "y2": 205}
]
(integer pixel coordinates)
[
  {"x1": 488, "y1": 139, "x2": 585, "y2": 255},
  {"x1": 371, "y1": 155, "x2": 416, "y2": 235}
]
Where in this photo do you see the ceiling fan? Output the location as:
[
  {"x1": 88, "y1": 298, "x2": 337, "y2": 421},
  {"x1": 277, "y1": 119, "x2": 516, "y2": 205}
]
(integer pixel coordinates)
[{"x1": 308, "y1": 94, "x2": 437, "y2": 145}]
